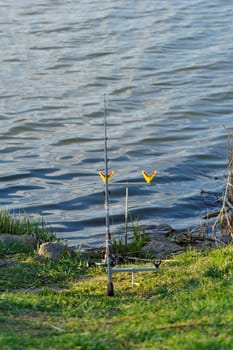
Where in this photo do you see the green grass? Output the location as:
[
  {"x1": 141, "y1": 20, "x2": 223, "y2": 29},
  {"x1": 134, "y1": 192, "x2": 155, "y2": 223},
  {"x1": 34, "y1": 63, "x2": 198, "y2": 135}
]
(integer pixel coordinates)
[
  {"x1": 1, "y1": 246, "x2": 233, "y2": 349},
  {"x1": 112, "y1": 220, "x2": 149, "y2": 256},
  {"x1": 0, "y1": 210, "x2": 56, "y2": 242}
]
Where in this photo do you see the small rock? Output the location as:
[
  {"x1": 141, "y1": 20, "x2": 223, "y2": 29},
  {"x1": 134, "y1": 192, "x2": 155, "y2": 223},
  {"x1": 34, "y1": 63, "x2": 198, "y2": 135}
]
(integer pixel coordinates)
[
  {"x1": 0, "y1": 259, "x2": 17, "y2": 268},
  {"x1": 0, "y1": 234, "x2": 37, "y2": 250},
  {"x1": 141, "y1": 238, "x2": 183, "y2": 258},
  {"x1": 144, "y1": 224, "x2": 175, "y2": 238},
  {"x1": 38, "y1": 242, "x2": 75, "y2": 260},
  {"x1": 0, "y1": 260, "x2": 6, "y2": 268}
]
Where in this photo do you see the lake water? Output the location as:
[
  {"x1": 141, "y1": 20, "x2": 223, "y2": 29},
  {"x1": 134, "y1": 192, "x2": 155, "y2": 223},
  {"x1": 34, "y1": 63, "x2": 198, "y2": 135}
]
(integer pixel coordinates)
[{"x1": 0, "y1": 0, "x2": 232, "y2": 247}]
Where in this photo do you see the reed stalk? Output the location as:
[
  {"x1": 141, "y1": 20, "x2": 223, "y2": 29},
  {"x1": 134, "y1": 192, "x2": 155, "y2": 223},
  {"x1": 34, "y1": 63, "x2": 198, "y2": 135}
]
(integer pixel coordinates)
[{"x1": 213, "y1": 133, "x2": 233, "y2": 240}]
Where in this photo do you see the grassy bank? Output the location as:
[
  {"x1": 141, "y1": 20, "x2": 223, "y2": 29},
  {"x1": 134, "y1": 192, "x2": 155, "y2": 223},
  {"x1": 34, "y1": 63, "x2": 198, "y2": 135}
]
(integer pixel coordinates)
[{"x1": 1, "y1": 245, "x2": 233, "y2": 350}]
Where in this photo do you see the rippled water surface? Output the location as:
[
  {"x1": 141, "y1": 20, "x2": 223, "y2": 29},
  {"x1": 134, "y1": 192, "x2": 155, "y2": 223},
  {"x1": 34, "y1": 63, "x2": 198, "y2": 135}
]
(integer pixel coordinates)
[{"x1": 0, "y1": 0, "x2": 233, "y2": 247}]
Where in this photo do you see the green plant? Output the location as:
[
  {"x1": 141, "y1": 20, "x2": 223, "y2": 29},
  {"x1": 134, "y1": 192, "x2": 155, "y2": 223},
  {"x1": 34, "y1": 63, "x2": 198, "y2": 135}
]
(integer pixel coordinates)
[
  {"x1": 112, "y1": 219, "x2": 149, "y2": 256},
  {"x1": 0, "y1": 210, "x2": 56, "y2": 242}
]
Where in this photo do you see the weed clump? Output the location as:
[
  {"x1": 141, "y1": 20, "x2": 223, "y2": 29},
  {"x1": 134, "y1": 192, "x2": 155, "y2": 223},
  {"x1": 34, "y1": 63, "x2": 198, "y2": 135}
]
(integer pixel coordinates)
[
  {"x1": 0, "y1": 210, "x2": 56, "y2": 242},
  {"x1": 213, "y1": 132, "x2": 233, "y2": 240},
  {"x1": 112, "y1": 220, "x2": 149, "y2": 257}
]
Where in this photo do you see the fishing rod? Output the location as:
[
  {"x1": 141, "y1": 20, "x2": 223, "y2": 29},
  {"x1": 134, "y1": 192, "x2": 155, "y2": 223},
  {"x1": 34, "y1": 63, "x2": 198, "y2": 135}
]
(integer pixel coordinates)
[
  {"x1": 99, "y1": 97, "x2": 159, "y2": 296},
  {"x1": 103, "y1": 95, "x2": 114, "y2": 296}
]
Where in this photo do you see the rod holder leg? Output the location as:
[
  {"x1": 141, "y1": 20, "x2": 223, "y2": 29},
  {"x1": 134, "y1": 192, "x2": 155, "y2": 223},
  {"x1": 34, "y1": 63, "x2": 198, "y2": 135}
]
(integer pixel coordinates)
[
  {"x1": 131, "y1": 272, "x2": 134, "y2": 287},
  {"x1": 107, "y1": 282, "x2": 114, "y2": 296}
]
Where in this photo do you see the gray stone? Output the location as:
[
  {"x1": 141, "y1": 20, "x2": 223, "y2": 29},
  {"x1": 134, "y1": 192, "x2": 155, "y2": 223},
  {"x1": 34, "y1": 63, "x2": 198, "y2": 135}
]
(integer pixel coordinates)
[
  {"x1": 0, "y1": 260, "x2": 6, "y2": 268},
  {"x1": 38, "y1": 242, "x2": 75, "y2": 260},
  {"x1": 141, "y1": 238, "x2": 183, "y2": 258},
  {"x1": 0, "y1": 234, "x2": 37, "y2": 249},
  {"x1": 144, "y1": 224, "x2": 175, "y2": 238},
  {"x1": 0, "y1": 259, "x2": 17, "y2": 268}
]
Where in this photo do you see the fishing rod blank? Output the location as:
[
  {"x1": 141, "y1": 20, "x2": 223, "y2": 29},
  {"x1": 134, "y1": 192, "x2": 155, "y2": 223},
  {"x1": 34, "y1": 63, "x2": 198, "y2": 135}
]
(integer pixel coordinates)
[
  {"x1": 103, "y1": 95, "x2": 114, "y2": 296},
  {"x1": 99, "y1": 98, "x2": 159, "y2": 295}
]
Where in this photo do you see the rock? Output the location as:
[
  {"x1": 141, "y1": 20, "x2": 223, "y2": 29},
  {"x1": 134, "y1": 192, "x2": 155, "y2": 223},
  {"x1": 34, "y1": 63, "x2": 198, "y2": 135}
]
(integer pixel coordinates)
[
  {"x1": 38, "y1": 242, "x2": 76, "y2": 260},
  {"x1": 141, "y1": 238, "x2": 183, "y2": 258},
  {"x1": 139, "y1": 224, "x2": 179, "y2": 258},
  {"x1": 0, "y1": 234, "x2": 38, "y2": 250},
  {"x1": 0, "y1": 260, "x2": 6, "y2": 268},
  {"x1": 0, "y1": 259, "x2": 17, "y2": 268},
  {"x1": 144, "y1": 224, "x2": 175, "y2": 238}
]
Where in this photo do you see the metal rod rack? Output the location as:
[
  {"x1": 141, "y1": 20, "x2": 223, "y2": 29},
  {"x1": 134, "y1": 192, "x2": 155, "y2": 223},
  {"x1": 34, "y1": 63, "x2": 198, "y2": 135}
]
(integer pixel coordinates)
[
  {"x1": 112, "y1": 266, "x2": 159, "y2": 273},
  {"x1": 101, "y1": 97, "x2": 158, "y2": 296}
]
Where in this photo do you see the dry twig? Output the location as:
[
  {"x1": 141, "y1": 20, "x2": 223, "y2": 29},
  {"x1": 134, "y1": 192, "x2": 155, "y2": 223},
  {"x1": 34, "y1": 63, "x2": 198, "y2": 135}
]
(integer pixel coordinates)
[{"x1": 213, "y1": 133, "x2": 233, "y2": 240}]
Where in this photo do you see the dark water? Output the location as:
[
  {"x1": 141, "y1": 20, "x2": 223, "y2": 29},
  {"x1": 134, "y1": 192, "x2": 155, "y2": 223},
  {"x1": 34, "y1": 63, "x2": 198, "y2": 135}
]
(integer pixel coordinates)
[{"x1": 0, "y1": 0, "x2": 232, "y2": 247}]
